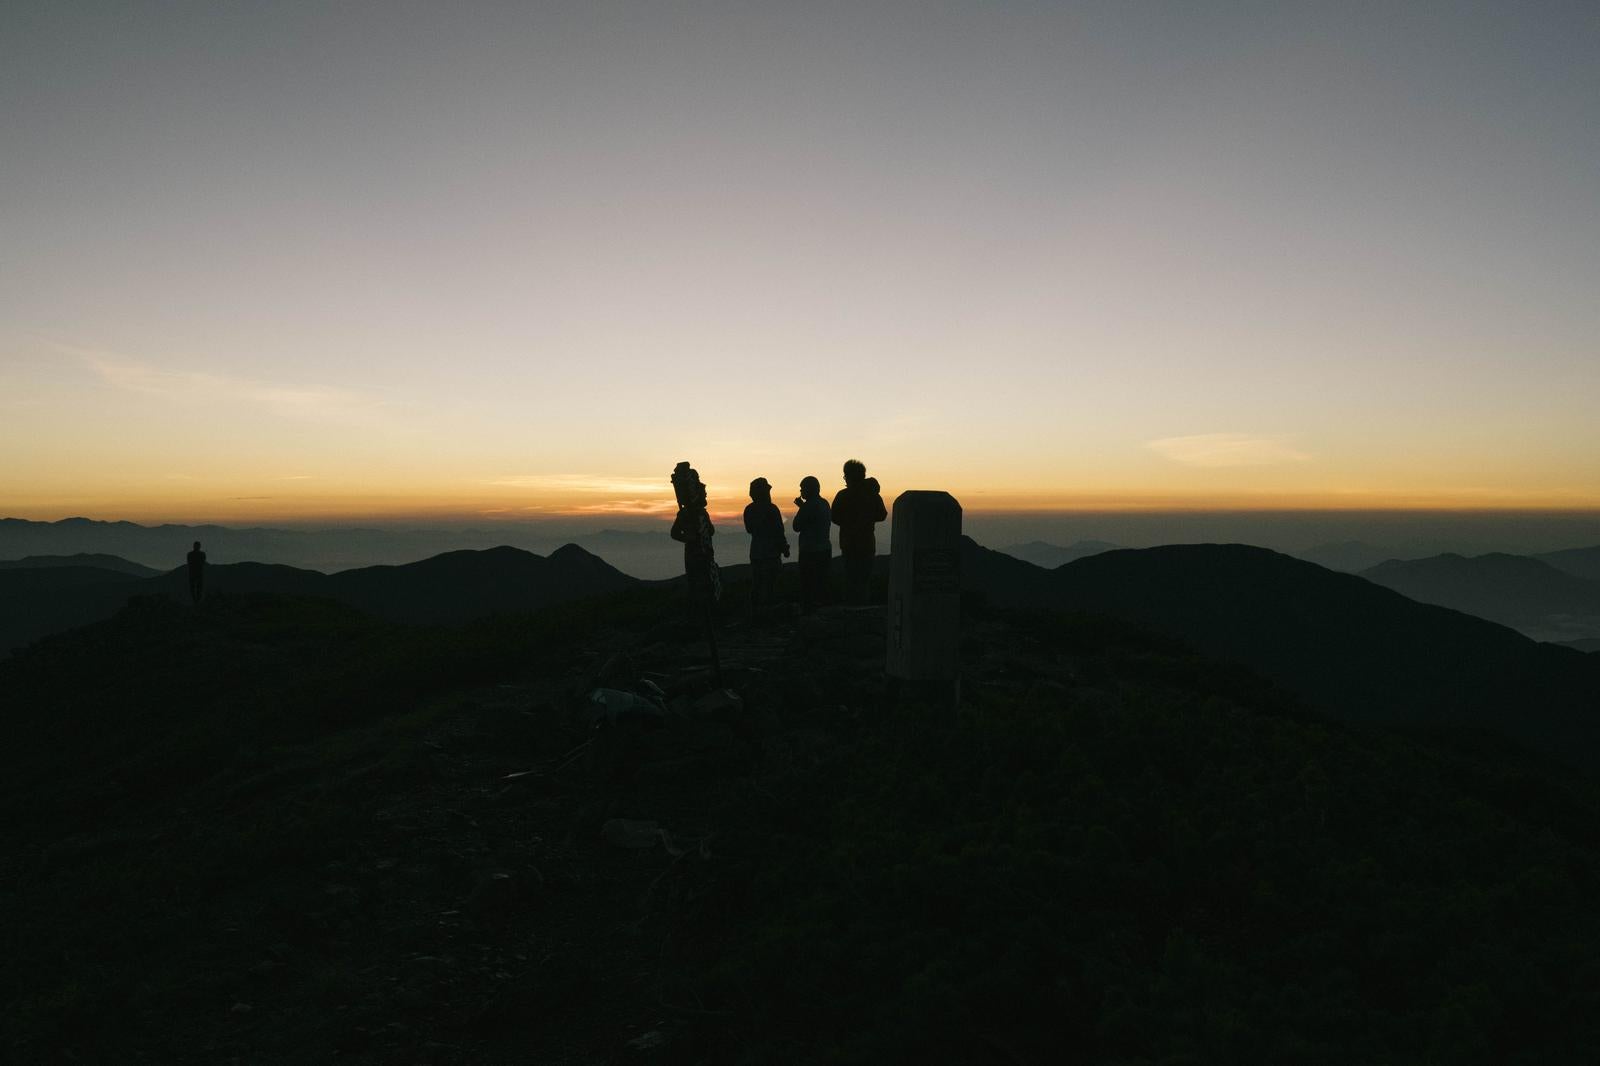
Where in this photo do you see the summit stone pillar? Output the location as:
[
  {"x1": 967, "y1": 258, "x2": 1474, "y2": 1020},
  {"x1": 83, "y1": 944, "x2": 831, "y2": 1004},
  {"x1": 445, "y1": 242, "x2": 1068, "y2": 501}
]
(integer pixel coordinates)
[{"x1": 885, "y1": 490, "x2": 962, "y2": 691}]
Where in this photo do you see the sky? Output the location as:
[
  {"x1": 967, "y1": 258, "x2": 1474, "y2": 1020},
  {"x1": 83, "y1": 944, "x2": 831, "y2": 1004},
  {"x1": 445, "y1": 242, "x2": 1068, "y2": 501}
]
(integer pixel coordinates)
[{"x1": 3, "y1": 1, "x2": 1598, "y2": 523}]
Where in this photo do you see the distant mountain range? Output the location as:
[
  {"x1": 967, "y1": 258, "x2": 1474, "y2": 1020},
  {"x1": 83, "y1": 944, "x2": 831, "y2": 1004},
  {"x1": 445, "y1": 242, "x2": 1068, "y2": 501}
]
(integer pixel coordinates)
[
  {"x1": 0, "y1": 553, "x2": 163, "y2": 577},
  {"x1": 1534, "y1": 545, "x2": 1600, "y2": 582},
  {"x1": 0, "y1": 544, "x2": 637, "y2": 654},
  {"x1": 960, "y1": 539, "x2": 1600, "y2": 766},
  {"x1": 1292, "y1": 540, "x2": 1403, "y2": 573},
  {"x1": 0, "y1": 516, "x2": 687, "y2": 578},
  {"x1": 1361, "y1": 552, "x2": 1600, "y2": 643},
  {"x1": 998, "y1": 539, "x2": 1122, "y2": 568},
  {"x1": 1284, "y1": 540, "x2": 1600, "y2": 580},
  {"x1": 9, "y1": 532, "x2": 1600, "y2": 766}
]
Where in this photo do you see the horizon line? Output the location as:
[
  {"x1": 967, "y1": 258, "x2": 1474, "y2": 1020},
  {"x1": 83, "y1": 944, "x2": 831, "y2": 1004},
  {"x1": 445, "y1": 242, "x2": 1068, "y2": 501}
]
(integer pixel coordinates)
[{"x1": 8, "y1": 504, "x2": 1600, "y2": 530}]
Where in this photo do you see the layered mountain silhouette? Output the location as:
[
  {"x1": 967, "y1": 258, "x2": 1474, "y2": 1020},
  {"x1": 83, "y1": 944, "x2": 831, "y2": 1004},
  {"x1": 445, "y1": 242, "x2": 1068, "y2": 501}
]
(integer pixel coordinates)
[
  {"x1": 0, "y1": 516, "x2": 690, "y2": 579},
  {"x1": 318, "y1": 544, "x2": 637, "y2": 624},
  {"x1": 0, "y1": 517, "x2": 583, "y2": 573},
  {"x1": 1293, "y1": 539, "x2": 1402, "y2": 573},
  {"x1": 0, "y1": 552, "x2": 161, "y2": 576},
  {"x1": 10, "y1": 536, "x2": 1600, "y2": 767},
  {"x1": 961, "y1": 539, "x2": 1600, "y2": 766},
  {"x1": 0, "y1": 544, "x2": 637, "y2": 654},
  {"x1": 1535, "y1": 544, "x2": 1600, "y2": 582},
  {"x1": 999, "y1": 539, "x2": 1121, "y2": 568},
  {"x1": 1362, "y1": 552, "x2": 1600, "y2": 642}
]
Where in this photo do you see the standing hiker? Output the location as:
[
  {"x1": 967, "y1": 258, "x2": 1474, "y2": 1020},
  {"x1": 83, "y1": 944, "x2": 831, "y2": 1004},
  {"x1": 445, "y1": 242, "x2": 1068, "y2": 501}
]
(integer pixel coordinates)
[
  {"x1": 743, "y1": 477, "x2": 789, "y2": 613},
  {"x1": 670, "y1": 461, "x2": 723, "y2": 680},
  {"x1": 670, "y1": 463, "x2": 720, "y2": 603},
  {"x1": 792, "y1": 475, "x2": 832, "y2": 612},
  {"x1": 831, "y1": 460, "x2": 886, "y2": 604},
  {"x1": 186, "y1": 540, "x2": 207, "y2": 605}
]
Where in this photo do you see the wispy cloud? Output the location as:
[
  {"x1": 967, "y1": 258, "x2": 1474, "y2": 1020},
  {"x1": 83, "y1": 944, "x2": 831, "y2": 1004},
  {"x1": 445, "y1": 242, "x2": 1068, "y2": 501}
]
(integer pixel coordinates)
[
  {"x1": 1147, "y1": 433, "x2": 1310, "y2": 468},
  {"x1": 485, "y1": 474, "x2": 669, "y2": 496},
  {"x1": 482, "y1": 473, "x2": 676, "y2": 516},
  {"x1": 66, "y1": 344, "x2": 394, "y2": 427},
  {"x1": 560, "y1": 498, "x2": 679, "y2": 516}
]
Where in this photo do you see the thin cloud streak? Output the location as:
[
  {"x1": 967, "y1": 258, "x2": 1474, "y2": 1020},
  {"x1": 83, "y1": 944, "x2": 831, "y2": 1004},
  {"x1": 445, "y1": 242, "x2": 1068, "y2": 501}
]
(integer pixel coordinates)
[
  {"x1": 1147, "y1": 434, "x2": 1312, "y2": 468},
  {"x1": 69, "y1": 344, "x2": 395, "y2": 428},
  {"x1": 484, "y1": 473, "x2": 676, "y2": 517},
  {"x1": 556, "y1": 498, "x2": 678, "y2": 516},
  {"x1": 485, "y1": 474, "x2": 669, "y2": 496}
]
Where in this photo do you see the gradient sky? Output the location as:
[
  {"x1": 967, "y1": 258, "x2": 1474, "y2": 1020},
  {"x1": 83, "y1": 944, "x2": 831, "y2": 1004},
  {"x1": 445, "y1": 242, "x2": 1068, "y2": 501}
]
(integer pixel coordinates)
[{"x1": 4, "y1": 1, "x2": 1598, "y2": 521}]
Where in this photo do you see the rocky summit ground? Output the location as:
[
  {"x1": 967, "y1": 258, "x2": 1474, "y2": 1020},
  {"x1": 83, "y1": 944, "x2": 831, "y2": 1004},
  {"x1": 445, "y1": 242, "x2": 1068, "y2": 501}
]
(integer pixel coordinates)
[
  {"x1": 2, "y1": 591, "x2": 924, "y2": 1063},
  {"x1": 5, "y1": 585, "x2": 1600, "y2": 1064}
]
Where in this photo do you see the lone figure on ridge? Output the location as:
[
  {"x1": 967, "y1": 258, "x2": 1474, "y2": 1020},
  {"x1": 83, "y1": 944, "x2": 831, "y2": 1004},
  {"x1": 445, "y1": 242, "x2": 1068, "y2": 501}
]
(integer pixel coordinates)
[{"x1": 186, "y1": 540, "x2": 207, "y2": 605}]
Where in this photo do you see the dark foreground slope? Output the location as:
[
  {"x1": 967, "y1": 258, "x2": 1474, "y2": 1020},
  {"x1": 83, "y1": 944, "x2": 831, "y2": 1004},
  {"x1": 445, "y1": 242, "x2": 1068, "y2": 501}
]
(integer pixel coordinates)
[
  {"x1": 965, "y1": 540, "x2": 1600, "y2": 766},
  {"x1": 0, "y1": 566, "x2": 153, "y2": 656},
  {"x1": 0, "y1": 545, "x2": 637, "y2": 654},
  {"x1": 5, "y1": 583, "x2": 1600, "y2": 1063}
]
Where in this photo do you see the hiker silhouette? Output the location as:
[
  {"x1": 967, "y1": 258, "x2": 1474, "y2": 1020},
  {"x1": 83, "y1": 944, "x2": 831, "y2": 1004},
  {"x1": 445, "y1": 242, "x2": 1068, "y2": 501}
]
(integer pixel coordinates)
[
  {"x1": 669, "y1": 461, "x2": 724, "y2": 682},
  {"x1": 792, "y1": 475, "x2": 832, "y2": 612},
  {"x1": 743, "y1": 477, "x2": 790, "y2": 613},
  {"x1": 186, "y1": 541, "x2": 206, "y2": 605},
  {"x1": 831, "y1": 460, "x2": 886, "y2": 604},
  {"x1": 669, "y1": 462, "x2": 720, "y2": 604}
]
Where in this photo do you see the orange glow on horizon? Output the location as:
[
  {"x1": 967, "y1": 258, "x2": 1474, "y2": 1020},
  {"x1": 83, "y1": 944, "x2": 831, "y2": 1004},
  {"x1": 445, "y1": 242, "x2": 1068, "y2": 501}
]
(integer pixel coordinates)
[{"x1": 6, "y1": 487, "x2": 1600, "y2": 527}]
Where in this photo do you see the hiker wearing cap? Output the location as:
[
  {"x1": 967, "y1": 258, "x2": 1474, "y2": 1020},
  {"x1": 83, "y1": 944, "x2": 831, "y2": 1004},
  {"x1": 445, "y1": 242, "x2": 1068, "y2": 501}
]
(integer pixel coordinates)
[
  {"x1": 744, "y1": 477, "x2": 790, "y2": 611},
  {"x1": 792, "y1": 475, "x2": 832, "y2": 612}
]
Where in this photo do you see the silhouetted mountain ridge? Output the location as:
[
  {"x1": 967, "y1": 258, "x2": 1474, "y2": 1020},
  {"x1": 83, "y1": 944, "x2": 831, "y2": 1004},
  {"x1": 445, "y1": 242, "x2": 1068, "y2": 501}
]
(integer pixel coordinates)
[
  {"x1": 961, "y1": 538, "x2": 1600, "y2": 766},
  {"x1": 999, "y1": 539, "x2": 1122, "y2": 568},
  {"x1": 0, "y1": 543, "x2": 638, "y2": 653},
  {"x1": 0, "y1": 553, "x2": 162, "y2": 576},
  {"x1": 0, "y1": 515, "x2": 692, "y2": 578},
  {"x1": 9, "y1": 535, "x2": 1600, "y2": 769},
  {"x1": 326, "y1": 543, "x2": 636, "y2": 625},
  {"x1": 1362, "y1": 551, "x2": 1600, "y2": 642},
  {"x1": 1535, "y1": 544, "x2": 1600, "y2": 582},
  {"x1": 1293, "y1": 539, "x2": 1403, "y2": 573}
]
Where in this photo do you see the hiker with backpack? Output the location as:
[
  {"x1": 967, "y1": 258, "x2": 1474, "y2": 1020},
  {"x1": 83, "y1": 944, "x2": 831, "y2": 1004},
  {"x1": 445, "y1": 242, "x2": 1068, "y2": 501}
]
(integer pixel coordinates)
[{"x1": 831, "y1": 460, "x2": 887, "y2": 604}]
